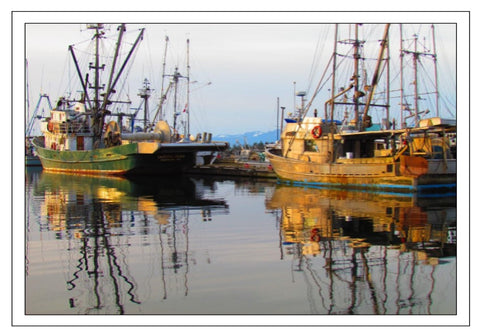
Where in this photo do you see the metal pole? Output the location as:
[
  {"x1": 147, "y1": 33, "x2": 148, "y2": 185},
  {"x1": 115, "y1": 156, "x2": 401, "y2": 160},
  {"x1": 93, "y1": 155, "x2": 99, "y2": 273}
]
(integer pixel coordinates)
[
  {"x1": 104, "y1": 27, "x2": 145, "y2": 103},
  {"x1": 104, "y1": 24, "x2": 125, "y2": 104},
  {"x1": 186, "y1": 38, "x2": 191, "y2": 137},
  {"x1": 293, "y1": 81, "x2": 296, "y2": 117},
  {"x1": 400, "y1": 24, "x2": 405, "y2": 128},
  {"x1": 173, "y1": 68, "x2": 179, "y2": 138},
  {"x1": 331, "y1": 24, "x2": 338, "y2": 124},
  {"x1": 69, "y1": 45, "x2": 92, "y2": 110},
  {"x1": 362, "y1": 23, "x2": 390, "y2": 129},
  {"x1": 94, "y1": 25, "x2": 100, "y2": 114},
  {"x1": 155, "y1": 36, "x2": 169, "y2": 122},
  {"x1": 431, "y1": 24, "x2": 440, "y2": 117},
  {"x1": 413, "y1": 34, "x2": 419, "y2": 127},
  {"x1": 353, "y1": 24, "x2": 360, "y2": 129},
  {"x1": 386, "y1": 27, "x2": 391, "y2": 129},
  {"x1": 276, "y1": 97, "x2": 280, "y2": 141}
]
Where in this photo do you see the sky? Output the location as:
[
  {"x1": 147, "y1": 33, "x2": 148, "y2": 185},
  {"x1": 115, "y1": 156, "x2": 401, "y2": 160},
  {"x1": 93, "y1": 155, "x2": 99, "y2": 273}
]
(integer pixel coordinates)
[
  {"x1": 24, "y1": 23, "x2": 327, "y2": 135},
  {"x1": 19, "y1": 12, "x2": 465, "y2": 137}
]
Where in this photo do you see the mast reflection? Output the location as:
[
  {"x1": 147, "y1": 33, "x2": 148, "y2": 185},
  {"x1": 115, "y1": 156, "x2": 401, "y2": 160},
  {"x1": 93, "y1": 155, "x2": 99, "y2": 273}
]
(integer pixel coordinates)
[
  {"x1": 265, "y1": 184, "x2": 456, "y2": 314},
  {"x1": 32, "y1": 172, "x2": 228, "y2": 314}
]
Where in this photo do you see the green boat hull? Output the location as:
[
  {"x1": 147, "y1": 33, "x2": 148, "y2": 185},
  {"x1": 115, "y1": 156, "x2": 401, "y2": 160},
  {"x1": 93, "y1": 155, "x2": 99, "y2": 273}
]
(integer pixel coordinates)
[{"x1": 32, "y1": 140, "x2": 195, "y2": 175}]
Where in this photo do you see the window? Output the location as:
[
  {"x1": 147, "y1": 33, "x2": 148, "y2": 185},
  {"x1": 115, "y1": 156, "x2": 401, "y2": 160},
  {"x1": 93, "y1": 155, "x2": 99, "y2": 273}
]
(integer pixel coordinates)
[{"x1": 304, "y1": 140, "x2": 318, "y2": 152}]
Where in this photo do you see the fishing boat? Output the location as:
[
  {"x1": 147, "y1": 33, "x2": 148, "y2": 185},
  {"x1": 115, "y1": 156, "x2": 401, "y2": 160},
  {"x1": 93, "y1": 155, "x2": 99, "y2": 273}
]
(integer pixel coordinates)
[
  {"x1": 266, "y1": 24, "x2": 456, "y2": 194},
  {"x1": 31, "y1": 24, "x2": 227, "y2": 175}
]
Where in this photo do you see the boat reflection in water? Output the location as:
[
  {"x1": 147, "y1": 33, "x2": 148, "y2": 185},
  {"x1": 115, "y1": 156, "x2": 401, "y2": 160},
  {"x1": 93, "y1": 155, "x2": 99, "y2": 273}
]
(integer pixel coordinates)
[
  {"x1": 26, "y1": 171, "x2": 228, "y2": 314},
  {"x1": 26, "y1": 169, "x2": 456, "y2": 315},
  {"x1": 265, "y1": 184, "x2": 456, "y2": 314}
]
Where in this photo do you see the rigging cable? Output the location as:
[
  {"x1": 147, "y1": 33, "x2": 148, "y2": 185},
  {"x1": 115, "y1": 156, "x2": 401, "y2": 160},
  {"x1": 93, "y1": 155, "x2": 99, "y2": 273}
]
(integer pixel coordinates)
[{"x1": 306, "y1": 25, "x2": 331, "y2": 95}]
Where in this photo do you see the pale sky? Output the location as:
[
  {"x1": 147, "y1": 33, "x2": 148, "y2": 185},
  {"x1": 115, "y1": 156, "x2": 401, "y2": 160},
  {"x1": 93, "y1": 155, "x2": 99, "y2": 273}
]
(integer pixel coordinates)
[{"x1": 19, "y1": 12, "x2": 464, "y2": 136}]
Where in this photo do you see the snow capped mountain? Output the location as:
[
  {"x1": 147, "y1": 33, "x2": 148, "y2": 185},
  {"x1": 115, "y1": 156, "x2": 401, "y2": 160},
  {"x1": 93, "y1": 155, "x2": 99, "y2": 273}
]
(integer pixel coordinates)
[{"x1": 213, "y1": 130, "x2": 279, "y2": 145}]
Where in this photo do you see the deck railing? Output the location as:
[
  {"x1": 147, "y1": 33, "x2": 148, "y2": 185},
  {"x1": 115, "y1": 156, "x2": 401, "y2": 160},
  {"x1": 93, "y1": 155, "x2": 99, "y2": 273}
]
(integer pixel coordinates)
[{"x1": 51, "y1": 122, "x2": 91, "y2": 134}]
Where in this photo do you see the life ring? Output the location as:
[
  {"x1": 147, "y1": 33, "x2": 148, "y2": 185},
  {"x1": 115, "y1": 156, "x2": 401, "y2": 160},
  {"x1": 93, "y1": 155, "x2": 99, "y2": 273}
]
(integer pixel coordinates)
[
  {"x1": 310, "y1": 228, "x2": 321, "y2": 242},
  {"x1": 311, "y1": 125, "x2": 322, "y2": 138},
  {"x1": 47, "y1": 121, "x2": 54, "y2": 132}
]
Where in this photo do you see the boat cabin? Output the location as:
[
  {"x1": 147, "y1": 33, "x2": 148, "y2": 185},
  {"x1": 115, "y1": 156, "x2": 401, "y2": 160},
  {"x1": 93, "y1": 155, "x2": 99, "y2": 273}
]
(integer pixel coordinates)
[
  {"x1": 40, "y1": 102, "x2": 93, "y2": 151},
  {"x1": 281, "y1": 116, "x2": 455, "y2": 164}
]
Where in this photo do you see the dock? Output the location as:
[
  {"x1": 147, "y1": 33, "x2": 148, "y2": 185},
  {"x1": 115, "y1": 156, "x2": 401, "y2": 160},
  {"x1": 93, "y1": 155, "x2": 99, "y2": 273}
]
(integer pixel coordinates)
[{"x1": 188, "y1": 161, "x2": 276, "y2": 178}]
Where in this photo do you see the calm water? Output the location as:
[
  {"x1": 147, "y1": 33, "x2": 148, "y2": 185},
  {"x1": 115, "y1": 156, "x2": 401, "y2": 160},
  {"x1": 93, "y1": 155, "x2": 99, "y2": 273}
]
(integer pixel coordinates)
[{"x1": 25, "y1": 167, "x2": 456, "y2": 315}]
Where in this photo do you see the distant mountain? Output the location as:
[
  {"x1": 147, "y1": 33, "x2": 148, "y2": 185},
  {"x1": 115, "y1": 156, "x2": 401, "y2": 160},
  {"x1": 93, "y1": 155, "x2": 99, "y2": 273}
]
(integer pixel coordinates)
[{"x1": 212, "y1": 130, "x2": 279, "y2": 145}]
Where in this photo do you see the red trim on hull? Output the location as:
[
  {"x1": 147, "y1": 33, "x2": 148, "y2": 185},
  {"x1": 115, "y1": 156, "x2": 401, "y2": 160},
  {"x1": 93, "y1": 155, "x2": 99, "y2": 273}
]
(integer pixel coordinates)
[{"x1": 43, "y1": 167, "x2": 128, "y2": 176}]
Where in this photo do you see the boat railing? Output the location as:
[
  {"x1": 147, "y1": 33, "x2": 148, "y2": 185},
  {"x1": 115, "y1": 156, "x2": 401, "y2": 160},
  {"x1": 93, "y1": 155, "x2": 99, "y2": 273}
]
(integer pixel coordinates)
[{"x1": 51, "y1": 121, "x2": 91, "y2": 135}]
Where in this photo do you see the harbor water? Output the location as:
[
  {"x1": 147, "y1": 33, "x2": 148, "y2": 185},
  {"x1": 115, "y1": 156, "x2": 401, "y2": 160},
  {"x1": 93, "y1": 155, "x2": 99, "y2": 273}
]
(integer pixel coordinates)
[{"x1": 25, "y1": 167, "x2": 456, "y2": 315}]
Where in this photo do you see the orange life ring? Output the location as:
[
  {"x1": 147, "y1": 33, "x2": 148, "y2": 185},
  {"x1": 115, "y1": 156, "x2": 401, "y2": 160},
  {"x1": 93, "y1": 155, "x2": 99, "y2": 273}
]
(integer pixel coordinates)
[
  {"x1": 312, "y1": 125, "x2": 322, "y2": 138},
  {"x1": 47, "y1": 121, "x2": 53, "y2": 132}
]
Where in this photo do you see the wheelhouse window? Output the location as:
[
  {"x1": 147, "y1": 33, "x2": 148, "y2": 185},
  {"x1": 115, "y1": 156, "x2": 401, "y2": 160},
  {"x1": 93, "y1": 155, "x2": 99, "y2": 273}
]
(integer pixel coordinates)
[{"x1": 304, "y1": 140, "x2": 318, "y2": 152}]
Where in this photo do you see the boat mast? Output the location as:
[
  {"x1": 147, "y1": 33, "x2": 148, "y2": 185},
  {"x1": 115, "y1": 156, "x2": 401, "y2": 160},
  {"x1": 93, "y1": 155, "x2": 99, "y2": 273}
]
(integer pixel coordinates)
[
  {"x1": 293, "y1": 81, "x2": 296, "y2": 118},
  {"x1": 90, "y1": 24, "x2": 144, "y2": 147},
  {"x1": 431, "y1": 24, "x2": 440, "y2": 117},
  {"x1": 156, "y1": 37, "x2": 189, "y2": 140},
  {"x1": 154, "y1": 36, "x2": 170, "y2": 123},
  {"x1": 413, "y1": 34, "x2": 420, "y2": 126},
  {"x1": 26, "y1": 59, "x2": 30, "y2": 130},
  {"x1": 276, "y1": 97, "x2": 280, "y2": 140},
  {"x1": 88, "y1": 24, "x2": 106, "y2": 147},
  {"x1": 186, "y1": 38, "x2": 191, "y2": 138},
  {"x1": 138, "y1": 78, "x2": 151, "y2": 131},
  {"x1": 362, "y1": 23, "x2": 390, "y2": 130},
  {"x1": 353, "y1": 24, "x2": 361, "y2": 130},
  {"x1": 173, "y1": 67, "x2": 180, "y2": 139},
  {"x1": 330, "y1": 24, "x2": 338, "y2": 123},
  {"x1": 402, "y1": 26, "x2": 438, "y2": 126},
  {"x1": 386, "y1": 28, "x2": 391, "y2": 129},
  {"x1": 99, "y1": 27, "x2": 144, "y2": 111},
  {"x1": 93, "y1": 24, "x2": 101, "y2": 115},
  {"x1": 400, "y1": 24, "x2": 405, "y2": 128},
  {"x1": 103, "y1": 23, "x2": 126, "y2": 110}
]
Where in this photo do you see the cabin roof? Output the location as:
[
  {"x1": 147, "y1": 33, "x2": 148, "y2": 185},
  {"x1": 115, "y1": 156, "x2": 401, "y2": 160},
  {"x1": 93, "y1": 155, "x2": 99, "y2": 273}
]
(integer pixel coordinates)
[{"x1": 339, "y1": 124, "x2": 456, "y2": 139}]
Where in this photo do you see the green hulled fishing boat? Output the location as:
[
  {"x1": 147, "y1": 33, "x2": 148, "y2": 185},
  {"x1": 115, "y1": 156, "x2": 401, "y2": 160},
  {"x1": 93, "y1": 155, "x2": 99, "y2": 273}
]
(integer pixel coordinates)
[
  {"x1": 32, "y1": 24, "x2": 227, "y2": 175},
  {"x1": 32, "y1": 134, "x2": 226, "y2": 175}
]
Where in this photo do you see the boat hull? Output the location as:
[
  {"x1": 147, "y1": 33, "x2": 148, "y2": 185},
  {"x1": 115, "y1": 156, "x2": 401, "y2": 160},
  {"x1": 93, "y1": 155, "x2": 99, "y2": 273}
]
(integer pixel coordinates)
[
  {"x1": 32, "y1": 139, "x2": 197, "y2": 175},
  {"x1": 265, "y1": 147, "x2": 456, "y2": 194}
]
